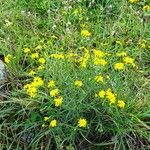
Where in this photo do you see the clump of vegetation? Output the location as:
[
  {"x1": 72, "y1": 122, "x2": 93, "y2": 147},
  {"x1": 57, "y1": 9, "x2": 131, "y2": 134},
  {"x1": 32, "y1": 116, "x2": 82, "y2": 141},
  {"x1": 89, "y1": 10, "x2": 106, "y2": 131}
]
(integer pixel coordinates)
[{"x1": 0, "y1": 0, "x2": 150, "y2": 149}]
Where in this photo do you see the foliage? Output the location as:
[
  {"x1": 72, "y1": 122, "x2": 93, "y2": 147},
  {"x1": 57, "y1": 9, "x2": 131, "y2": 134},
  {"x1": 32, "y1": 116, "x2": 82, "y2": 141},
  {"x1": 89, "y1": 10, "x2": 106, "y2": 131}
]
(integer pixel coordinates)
[{"x1": 0, "y1": 0, "x2": 150, "y2": 149}]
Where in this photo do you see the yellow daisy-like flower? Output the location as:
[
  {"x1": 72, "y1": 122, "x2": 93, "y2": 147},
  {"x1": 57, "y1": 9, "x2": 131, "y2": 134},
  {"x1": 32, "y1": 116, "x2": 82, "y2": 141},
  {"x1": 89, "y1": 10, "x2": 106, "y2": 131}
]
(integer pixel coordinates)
[
  {"x1": 50, "y1": 54, "x2": 65, "y2": 59},
  {"x1": 98, "y1": 90, "x2": 105, "y2": 98},
  {"x1": 50, "y1": 119, "x2": 57, "y2": 127},
  {"x1": 115, "y1": 40, "x2": 122, "y2": 45},
  {"x1": 123, "y1": 57, "x2": 135, "y2": 67},
  {"x1": 93, "y1": 49, "x2": 105, "y2": 58},
  {"x1": 44, "y1": 116, "x2": 49, "y2": 121},
  {"x1": 117, "y1": 100, "x2": 125, "y2": 109},
  {"x1": 81, "y1": 29, "x2": 91, "y2": 37},
  {"x1": 24, "y1": 48, "x2": 30, "y2": 53},
  {"x1": 4, "y1": 54, "x2": 12, "y2": 64},
  {"x1": 106, "y1": 89, "x2": 116, "y2": 104},
  {"x1": 139, "y1": 39, "x2": 147, "y2": 48},
  {"x1": 28, "y1": 70, "x2": 36, "y2": 76},
  {"x1": 29, "y1": 90, "x2": 37, "y2": 98},
  {"x1": 140, "y1": 43, "x2": 146, "y2": 48},
  {"x1": 74, "y1": 80, "x2": 83, "y2": 87},
  {"x1": 143, "y1": 5, "x2": 150, "y2": 11},
  {"x1": 123, "y1": 57, "x2": 134, "y2": 64},
  {"x1": 78, "y1": 118, "x2": 87, "y2": 128},
  {"x1": 24, "y1": 84, "x2": 37, "y2": 98},
  {"x1": 80, "y1": 59, "x2": 87, "y2": 68},
  {"x1": 37, "y1": 65, "x2": 45, "y2": 71},
  {"x1": 32, "y1": 77, "x2": 44, "y2": 87},
  {"x1": 129, "y1": 0, "x2": 138, "y2": 4},
  {"x1": 50, "y1": 89, "x2": 59, "y2": 97},
  {"x1": 114, "y1": 63, "x2": 124, "y2": 70},
  {"x1": 94, "y1": 58, "x2": 107, "y2": 66},
  {"x1": 38, "y1": 58, "x2": 46, "y2": 64},
  {"x1": 48, "y1": 80, "x2": 55, "y2": 88},
  {"x1": 35, "y1": 44, "x2": 42, "y2": 50},
  {"x1": 54, "y1": 96, "x2": 63, "y2": 107},
  {"x1": 31, "y1": 53, "x2": 39, "y2": 59},
  {"x1": 95, "y1": 75, "x2": 104, "y2": 83},
  {"x1": 116, "y1": 52, "x2": 127, "y2": 57}
]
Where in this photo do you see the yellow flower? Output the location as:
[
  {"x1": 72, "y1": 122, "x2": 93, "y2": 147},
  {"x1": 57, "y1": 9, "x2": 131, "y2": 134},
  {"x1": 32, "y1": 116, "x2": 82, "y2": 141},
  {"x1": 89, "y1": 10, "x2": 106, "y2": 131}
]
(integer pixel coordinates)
[
  {"x1": 24, "y1": 48, "x2": 30, "y2": 53},
  {"x1": 143, "y1": 5, "x2": 150, "y2": 11},
  {"x1": 4, "y1": 54, "x2": 12, "y2": 64},
  {"x1": 93, "y1": 49, "x2": 105, "y2": 58},
  {"x1": 140, "y1": 43, "x2": 146, "y2": 48},
  {"x1": 106, "y1": 89, "x2": 116, "y2": 104},
  {"x1": 24, "y1": 84, "x2": 37, "y2": 98},
  {"x1": 116, "y1": 52, "x2": 127, "y2": 57},
  {"x1": 74, "y1": 80, "x2": 83, "y2": 87},
  {"x1": 66, "y1": 53, "x2": 78, "y2": 59},
  {"x1": 32, "y1": 77, "x2": 44, "y2": 87},
  {"x1": 73, "y1": 9, "x2": 79, "y2": 15},
  {"x1": 78, "y1": 118, "x2": 87, "y2": 128},
  {"x1": 98, "y1": 90, "x2": 105, "y2": 98},
  {"x1": 81, "y1": 29, "x2": 91, "y2": 37},
  {"x1": 54, "y1": 96, "x2": 63, "y2": 107},
  {"x1": 48, "y1": 80, "x2": 55, "y2": 88},
  {"x1": 80, "y1": 59, "x2": 88, "y2": 68},
  {"x1": 38, "y1": 58, "x2": 46, "y2": 64},
  {"x1": 44, "y1": 116, "x2": 49, "y2": 121},
  {"x1": 129, "y1": 0, "x2": 138, "y2": 4},
  {"x1": 28, "y1": 70, "x2": 36, "y2": 76},
  {"x1": 80, "y1": 24, "x2": 88, "y2": 28},
  {"x1": 117, "y1": 100, "x2": 125, "y2": 109},
  {"x1": 123, "y1": 57, "x2": 135, "y2": 66},
  {"x1": 37, "y1": 65, "x2": 45, "y2": 70},
  {"x1": 29, "y1": 91, "x2": 37, "y2": 98},
  {"x1": 95, "y1": 75, "x2": 104, "y2": 83},
  {"x1": 139, "y1": 39, "x2": 147, "y2": 47},
  {"x1": 114, "y1": 63, "x2": 124, "y2": 70},
  {"x1": 116, "y1": 40, "x2": 122, "y2": 45},
  {"x1": 23, "y1": 84, "x2": 29, "y2": 90},
  {"x1": 29, "y1": 88, "x2": 37, "y2": 97},
  {"x1": 94, "y1": 58, "x2": 107, "y2": 66},
  {"x1": 50, "y1": 89, "x2": 59, "y2": 97},
  {"x1": 31, "y1": 53, "x2": 39, "y2": 59},
  {"x1": 35, "y1": 44, "x2": 42, "y2": 50},
  {"x1": 50, "y1": 54, "x2": 65, "y2": 59},
  {"x1": 50, "y1": 119, "x2": 57, "y2": 127}
]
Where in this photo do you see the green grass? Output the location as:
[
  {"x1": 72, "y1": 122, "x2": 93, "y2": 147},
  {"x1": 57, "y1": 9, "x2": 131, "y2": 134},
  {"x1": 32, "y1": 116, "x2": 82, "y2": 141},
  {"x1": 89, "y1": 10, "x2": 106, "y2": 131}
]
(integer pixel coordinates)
[{"x1": 0, "y1": 0, "x2": 150, "y2": 149}]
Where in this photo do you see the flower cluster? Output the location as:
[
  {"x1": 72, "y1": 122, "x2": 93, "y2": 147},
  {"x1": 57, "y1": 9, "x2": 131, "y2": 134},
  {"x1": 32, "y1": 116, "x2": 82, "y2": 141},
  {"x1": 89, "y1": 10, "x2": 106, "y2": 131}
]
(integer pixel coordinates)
[
  {"x1": 97, "y1": 88, "x2": 125, "y2": 109},
  {"x1": 128, "y1": 0, "x2": 139, "y2": 4},
  {"x1": 42, "y1": 117, "x2": 87, "y2": 128},
  {"x1": 81, "y1": 29, "x2": 91, "y2": 37},
  {"x1": 4, "y1": 54, "x2": 12, "y2": 64},
  {"x1": 48, "y1": 80, "x2": 63, "y2": 107},
  {"x1": 23, "y1": 77, "x2": 44, "y2": 98},
  {"x1": 114, "y1": 52, "x2": 136, "y2": 71},
  {"x1": 74, "y1": 80, "x2": 83, "y2": 87},
  {"x1": 93, "y1": 49, "x2": 107, "y2": 66},
  {"x1": 42, "y1": 117, "x2": 57, "y2": 128}
]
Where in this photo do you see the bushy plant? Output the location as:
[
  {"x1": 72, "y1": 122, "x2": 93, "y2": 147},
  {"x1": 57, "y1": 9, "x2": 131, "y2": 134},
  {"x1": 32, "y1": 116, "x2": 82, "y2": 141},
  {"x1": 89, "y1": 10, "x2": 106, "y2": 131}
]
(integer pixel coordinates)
[{"x1": 0, "y1": 0, "x2": 150, "y2": 149}]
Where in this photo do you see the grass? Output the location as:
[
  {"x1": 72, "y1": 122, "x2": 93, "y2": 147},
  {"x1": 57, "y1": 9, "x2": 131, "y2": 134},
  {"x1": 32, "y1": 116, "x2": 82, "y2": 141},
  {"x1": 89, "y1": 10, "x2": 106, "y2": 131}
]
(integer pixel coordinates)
[{"x1": 0, "y1": 0, "x2": 150, "y2": 149}]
